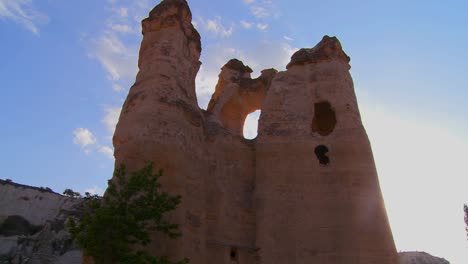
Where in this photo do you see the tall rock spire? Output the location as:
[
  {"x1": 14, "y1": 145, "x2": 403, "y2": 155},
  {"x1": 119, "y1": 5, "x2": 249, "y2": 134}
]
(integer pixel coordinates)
[
  {"x1": 113, "y1": 0, "x2": 206, "y2": 262},
  {"x1": 255, "y1": 36, "x2": 399, "y2": 263}
]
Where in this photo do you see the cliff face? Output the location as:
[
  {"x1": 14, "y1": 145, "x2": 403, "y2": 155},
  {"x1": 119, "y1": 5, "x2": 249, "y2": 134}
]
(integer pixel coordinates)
[
  {"x1": 0, "y1": 180, "x2": 82, "y2": 264},
  {"x1": 111, "y1": 0, "x2": 399, "y2": 263}
]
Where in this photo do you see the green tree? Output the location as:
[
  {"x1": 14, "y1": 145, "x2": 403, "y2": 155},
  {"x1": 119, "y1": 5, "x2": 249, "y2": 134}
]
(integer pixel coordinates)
[
  {"x1": 68, "y1": 163, "x2": 188, "y2": 264},
  {"x1": 63, "y1": 188, "x2": 82, "y2": 198}
]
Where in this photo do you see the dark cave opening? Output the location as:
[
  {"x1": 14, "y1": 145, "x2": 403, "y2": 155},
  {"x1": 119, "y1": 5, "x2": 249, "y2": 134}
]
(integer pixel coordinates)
[
  {"x1": 314, "y1": 145, "x2": 330, "y2": 165},
  {"x1": 311, "y1": 101, "x2": 336, "y2": 136}
]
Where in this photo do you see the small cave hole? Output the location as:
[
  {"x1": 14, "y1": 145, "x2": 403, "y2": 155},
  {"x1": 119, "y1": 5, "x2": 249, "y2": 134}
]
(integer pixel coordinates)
[
  {"x1": 311, "y1": 101, "x2": 336, "y2": 136},
  {"x1": 230, "y1": 247, "x2": 238, "y2": 261},
  {"x1": 243, "y1": 110, "x2": 261, "y2": 139},
  {"x1": 314, "y1": 145, "x2": 330, "y2": 165}
]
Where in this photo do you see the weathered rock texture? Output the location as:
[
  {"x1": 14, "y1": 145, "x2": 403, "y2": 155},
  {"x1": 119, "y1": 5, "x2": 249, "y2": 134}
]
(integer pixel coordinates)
[
  {"x1": 0, "y1": 180, "x2": 82, "y2": 264},
  {"x1": 111, "y1": 0, "x2": 399, "y2": 263}
]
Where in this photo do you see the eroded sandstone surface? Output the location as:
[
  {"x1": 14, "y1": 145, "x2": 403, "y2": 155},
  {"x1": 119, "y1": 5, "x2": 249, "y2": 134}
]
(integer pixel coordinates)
[{"x1": 111, "y1": 0, "x2": 399, "y2": 263}]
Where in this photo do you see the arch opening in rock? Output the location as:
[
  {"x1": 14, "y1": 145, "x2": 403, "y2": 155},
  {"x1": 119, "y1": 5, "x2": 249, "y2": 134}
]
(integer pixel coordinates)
[
  {"x1": 243, "y1": 110, "x2": 261, "y2": 139},
  {"x1": 314, "y1": 145, "x2": 330, "y2": 165},
  {"x1": 311, "y1": 101, "x2": 336, "y2": 136}
]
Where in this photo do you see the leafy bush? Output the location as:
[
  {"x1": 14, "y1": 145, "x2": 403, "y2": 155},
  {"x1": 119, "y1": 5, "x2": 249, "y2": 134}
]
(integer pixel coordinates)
[{"x1": 63, "y1": 188, "x2": 82, "y2": 198}]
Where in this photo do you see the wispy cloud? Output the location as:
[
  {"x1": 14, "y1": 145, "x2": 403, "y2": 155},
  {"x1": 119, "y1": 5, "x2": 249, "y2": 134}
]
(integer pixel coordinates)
[
  {"x1": 98, "y1": 145, "x2": 114, "y2": 159},
  {"x1": 256, "y1": 23, "x2": 268, "y2": 30},
  {"x1": 72, "y1": 127, "x2": 115, "y2": 159},
  {"x1": 88, "y1": 34, "x2": 138, "y2": 81},
  {"x1": 112, "y1": 83, "x2": 125, "y2": 92},
  {"x1": 251, "y1": 6, "x2": 270, "y2": 18},
  {"x1": 73, "y1": 128, "x2": 97, "y2": 148},
  {"x1": 86, "y1": 0, "x2": 149, "y2": 88},
  {"x1": 0, "y1": 0, "x2": 49, "y2": 35},
  {"x1": 109, "y1": 23, "x2": 133, "y2": 34},
  {"x1": 102, "y1": 106, "x2": 121, "y2": 135},
  {"x1": 246, "y1": 0, "x2": 280, "y2": 19},
  {"x1": 240, "y1": 20, "x2": 253, "y2": 29},
  {"x1": 195, "y1": 16, "x2": 234, "y2": 38}
]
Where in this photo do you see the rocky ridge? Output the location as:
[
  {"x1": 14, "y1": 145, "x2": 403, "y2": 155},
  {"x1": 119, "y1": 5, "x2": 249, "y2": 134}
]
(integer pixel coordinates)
[{"x1": 0, "y1": 179, "x2": 82, "y2": 264}]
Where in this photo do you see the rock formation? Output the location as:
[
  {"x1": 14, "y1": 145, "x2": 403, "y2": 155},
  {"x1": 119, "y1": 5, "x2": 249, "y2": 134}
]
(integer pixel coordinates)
[
  {"x1": 399, "y1": 252, "x2": 451, "y2": 264},
  {"x1": 111, "y1": 0, "x2": 399, "y2": 263},
  {"x1": 0, "y1": 179, "x2": 82, "y2": 264}
]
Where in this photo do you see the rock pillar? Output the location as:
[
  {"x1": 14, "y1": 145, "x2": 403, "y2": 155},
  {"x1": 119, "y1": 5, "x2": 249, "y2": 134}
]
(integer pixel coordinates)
[
  {"x1": 112, "y1": 0, "x2": 205, "y2": 262},
  {"x1": 254, "y1": 36, "x2": 399, "y2": 264}
]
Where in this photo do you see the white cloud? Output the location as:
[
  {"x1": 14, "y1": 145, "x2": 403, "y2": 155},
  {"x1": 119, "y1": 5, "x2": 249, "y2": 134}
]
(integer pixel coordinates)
[
  {"x1": 196, "y1": 16, "x2": 234, "y2": 38},
  {"x1": 112, "y1": 83, "x2": 125, "y2": 92},
  {"x1": 110, "y1": 23, "x2": 133, "y2": 34},
  {"x1": 240, "y1": 20, "x2": 253, "y2": 29},
  {"x1": 247, "y1": 1, "x2": 280, "y2": 19},
  {"x1": 243, "y1": 0, "x2": 255, "y2": 4},
  {"x1": 89, "y1": 34, "x2": 138, "y2": 81},
  {"x1": 86, "y1": 0, "x2": 150, "y2": 84},
  {"x1": 283, "y1": 35, "x2": 294, "y2": 41},
  {"x1": 116, "y1": 7, "x2": 128, "y2": 18},
  {"x1": 102, "y1": 106, "x2": 121, "y2": 135},
  {"x1": 251, "y1": 6, "x2": 270, "y2": 18},
  {"x1": 84, "y1": 186, "x2": 104, "y2": 196},
  {"x1": 73, "y1": 128, "x2": 97, "y2": 148},
  {"x1": 256, "y1": 23, "x2": 268, "y2": 30},
  {"x1": 98, "y1": 145, "x2": 114, "y2": 159},
  {"x1": 0, "y1": 0, "x2": 49, "y2": 34}
]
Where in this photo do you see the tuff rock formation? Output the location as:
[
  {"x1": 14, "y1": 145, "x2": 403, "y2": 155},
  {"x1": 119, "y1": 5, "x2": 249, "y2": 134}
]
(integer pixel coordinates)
[
  {"x1": 0, "y1": 180, "x2": 82, "y2": 264},
  {"x1": 111, "y1": 0, "x2": 399, "y2": 263}
]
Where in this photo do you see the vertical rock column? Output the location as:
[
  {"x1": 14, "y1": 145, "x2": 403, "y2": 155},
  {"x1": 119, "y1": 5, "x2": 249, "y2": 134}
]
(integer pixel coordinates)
[
  {"x1": 255, "y1": 36, "x2": 399, "y2": 264},
  {"x1": 203, "y1": 60, "x2": 276, "y2": 263},
  {"x1": 112, "y1": 0, "x2": 205, "y2": 263}
]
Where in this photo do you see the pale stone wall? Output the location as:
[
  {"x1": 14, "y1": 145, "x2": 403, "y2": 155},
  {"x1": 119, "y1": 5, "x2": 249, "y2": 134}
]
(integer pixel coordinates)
[
  {"x1": 0, "y1": 180, "x2": 82, "y2": 264},
  {"x1": 0, "y1": 180, "x2": 78, "y2": 226}
]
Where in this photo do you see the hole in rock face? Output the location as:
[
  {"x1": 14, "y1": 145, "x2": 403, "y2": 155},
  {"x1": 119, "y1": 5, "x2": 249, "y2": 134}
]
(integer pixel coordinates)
[
  {"x1": 311, "y1": 101, "x2": 336, "y2": 136},
  {"x1": 243, "y1": 110, "x2": 261, "y2": 139},
  {"x1": 230, "y1": 247, "x2": 238, "y2": 261},
  {"x1": 314, "y1": 145, "x2": 330, "y2": 165}
]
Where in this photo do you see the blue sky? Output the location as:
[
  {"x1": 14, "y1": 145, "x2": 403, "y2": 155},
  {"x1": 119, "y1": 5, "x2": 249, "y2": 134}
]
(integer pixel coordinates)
[{"x1": 0, "y1": 0, "x2": 467, "y2": 263}]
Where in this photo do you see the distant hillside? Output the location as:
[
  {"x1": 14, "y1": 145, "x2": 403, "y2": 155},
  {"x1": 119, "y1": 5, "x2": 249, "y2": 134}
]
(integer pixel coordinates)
[
  {"x1": 0, "y1": 179, "x2": 83, "y2": 263},
  {"x1": 400, "y1": 251, "x2": 450, "y2": 264}
]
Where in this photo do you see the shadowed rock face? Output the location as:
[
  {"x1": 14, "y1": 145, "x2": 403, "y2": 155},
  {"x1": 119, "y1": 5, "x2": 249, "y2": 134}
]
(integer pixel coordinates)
[
  {"x1": 111, "y1": 0, "x2": 399, "y2": 263},
  {"x1": 399, "y1": 252, "x2": 451, "y2": 264}
]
